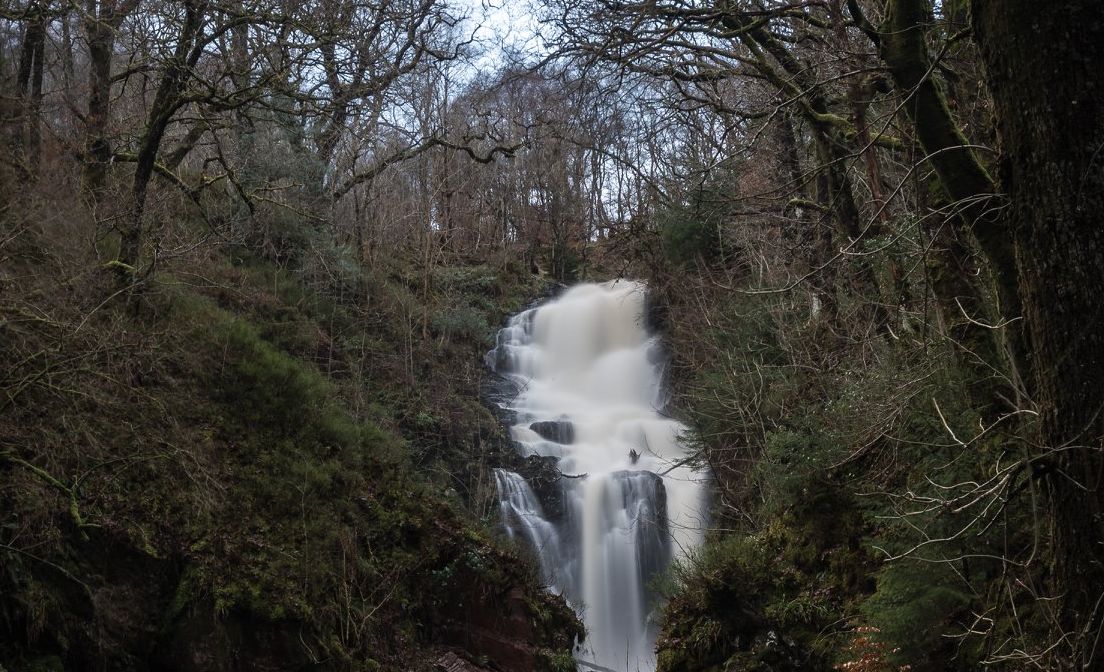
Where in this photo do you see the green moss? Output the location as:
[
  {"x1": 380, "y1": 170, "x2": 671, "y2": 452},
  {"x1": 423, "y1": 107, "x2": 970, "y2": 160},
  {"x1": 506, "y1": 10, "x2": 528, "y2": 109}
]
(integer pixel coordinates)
[
  {"x1": 544, "y1": 650, "x2": 577, "y2": 672},
  {"x1": 160, "y1": 569, "x2": 196, "y2": 634},
  {"x1": 22, "y1": 655, "x2": 63, "y2": 672}
]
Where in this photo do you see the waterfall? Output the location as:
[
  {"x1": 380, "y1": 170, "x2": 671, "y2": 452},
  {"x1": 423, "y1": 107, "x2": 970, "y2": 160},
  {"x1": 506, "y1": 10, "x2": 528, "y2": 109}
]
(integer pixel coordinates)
[
  {"x1": 488, "y1": 281, "x2": 708, "y2": 672},
  {"x1": 495, "y1": 469, "x2": 567, "y2": 593}
]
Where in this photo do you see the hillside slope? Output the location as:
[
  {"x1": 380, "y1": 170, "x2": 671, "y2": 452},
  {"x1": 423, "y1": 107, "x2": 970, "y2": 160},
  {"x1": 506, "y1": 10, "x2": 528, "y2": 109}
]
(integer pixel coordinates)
[{"x1": 0, "y1": 211, "x2": 580, "y2": 672}]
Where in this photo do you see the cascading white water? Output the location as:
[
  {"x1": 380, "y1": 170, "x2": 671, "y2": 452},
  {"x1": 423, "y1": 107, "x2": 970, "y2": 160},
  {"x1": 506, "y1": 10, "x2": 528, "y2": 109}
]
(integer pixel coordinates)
[
  {"x1": 495, "y1": 469, "x2": 567, "y2": 593},
  {"x1": 488, "y1": 281, "x2": 708, "y2": 672}
]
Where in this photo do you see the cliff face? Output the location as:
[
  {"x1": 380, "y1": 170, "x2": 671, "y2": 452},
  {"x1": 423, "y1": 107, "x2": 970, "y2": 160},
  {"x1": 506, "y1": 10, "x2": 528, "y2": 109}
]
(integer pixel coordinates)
[{"x1": 0, "y1": 237, "x2": 579, "y2": 672}]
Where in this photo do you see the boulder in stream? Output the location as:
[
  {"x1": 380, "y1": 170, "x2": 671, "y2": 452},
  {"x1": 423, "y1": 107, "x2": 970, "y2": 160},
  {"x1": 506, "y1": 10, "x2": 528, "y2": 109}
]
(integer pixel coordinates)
[{"x1": 529, "y1": 420, "x2": 574, "y2": 444}]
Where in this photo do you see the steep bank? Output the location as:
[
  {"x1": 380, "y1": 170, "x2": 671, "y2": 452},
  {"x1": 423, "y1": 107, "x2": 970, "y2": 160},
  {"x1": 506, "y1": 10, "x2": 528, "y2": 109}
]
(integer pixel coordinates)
[
  {"x1": 0, "y1": 219, "x2": 581, "y2": 671},
  {"x1": 645, "y1": 251, "x2": 1025, "y2": 671}
]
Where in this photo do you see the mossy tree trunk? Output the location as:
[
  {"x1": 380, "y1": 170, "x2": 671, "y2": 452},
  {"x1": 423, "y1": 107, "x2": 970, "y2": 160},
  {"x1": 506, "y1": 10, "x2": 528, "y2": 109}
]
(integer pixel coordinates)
[
  {"x1": 120, "y1": 0, "x2": 207, "y2": 275},
  {"x1": 83, "y1": 1, "x2": 140, "y2": 207},
  {"x1": 776, "y1": 110, "x2": 839, "y2": 320},
  {"x1": 970, "y1": 1, "x2": 1104, "y2": 665},
  {"x1": 721, "y1": 12, "x2": 889, "y2": 332},
  {"x1": 15, "y1": 1, "x2": 46, "y2": 173},
  {"x1": 870, "y1": 0, "x2": 1024, "y2": 404}
]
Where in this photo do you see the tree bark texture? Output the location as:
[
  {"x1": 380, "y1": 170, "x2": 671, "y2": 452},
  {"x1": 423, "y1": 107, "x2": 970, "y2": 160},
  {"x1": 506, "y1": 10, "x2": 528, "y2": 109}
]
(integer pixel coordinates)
[
  {"x1": 971, "y1": 1, "x2": 1104, "y2": 665},
  {"x1": 83, "y1": 1, "x2": 140, "y2": 205},
  {"x1": 15, "y1": 4, "x2": 46, "y2": 171}
]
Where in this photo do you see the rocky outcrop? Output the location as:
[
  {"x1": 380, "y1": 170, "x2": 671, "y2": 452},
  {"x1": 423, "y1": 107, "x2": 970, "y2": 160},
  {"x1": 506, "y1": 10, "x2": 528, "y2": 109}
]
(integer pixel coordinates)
[
  {"x1": 516, "y1": 454, "x2": 567, "y2": 522},
  {"x1": 432, "y1": 556, "x2": 582, "y2": 672}
]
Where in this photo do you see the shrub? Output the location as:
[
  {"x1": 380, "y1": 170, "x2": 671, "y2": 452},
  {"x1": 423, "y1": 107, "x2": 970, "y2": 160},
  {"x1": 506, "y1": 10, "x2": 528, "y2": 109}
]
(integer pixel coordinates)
[
  {"x1": 430, "y1": 305, "x2": 493, "y2": 345},
  {"x1": 659, "y1": 206, "x2": 722, "y2": 267},
  {"x1": 859, "y1": 562, "x2": 975, "y2": 671}
]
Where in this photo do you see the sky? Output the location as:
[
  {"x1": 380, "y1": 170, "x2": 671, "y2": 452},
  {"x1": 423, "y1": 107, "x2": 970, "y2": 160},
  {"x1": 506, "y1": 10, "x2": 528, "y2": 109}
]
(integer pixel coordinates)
[{"x1": 458, "y1": 0, "x2": 545, "y2": 76}]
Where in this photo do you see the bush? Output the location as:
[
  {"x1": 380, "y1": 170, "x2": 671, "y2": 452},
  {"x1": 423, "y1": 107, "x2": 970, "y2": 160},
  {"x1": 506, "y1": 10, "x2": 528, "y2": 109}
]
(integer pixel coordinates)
[
  {"x1": 860, "y1": 562, "x2": 975, "y2": 671},
  {"x1": 757, "y1": 429, "x2": 843, "y2": 518},
  {"x1": 658, "y1": 532, "x2": 834, "y2": 672},
  {"x1": 660, "y1": 206, "x2": 722, "y2": 267},
  {"x1": 431, "y1": 305, "x2": 493, "y2": 345}
]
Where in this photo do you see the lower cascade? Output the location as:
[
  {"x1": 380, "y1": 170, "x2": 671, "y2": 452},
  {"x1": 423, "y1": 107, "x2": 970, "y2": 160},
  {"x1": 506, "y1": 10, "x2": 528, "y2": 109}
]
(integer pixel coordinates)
[{"x1": 488, "y1": 281, "x2": 708, "y2": 672}]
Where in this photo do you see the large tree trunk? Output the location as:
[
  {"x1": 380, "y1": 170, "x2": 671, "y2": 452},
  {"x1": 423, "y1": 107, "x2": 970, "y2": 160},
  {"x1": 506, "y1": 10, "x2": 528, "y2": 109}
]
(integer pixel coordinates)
[
  {"x1": 15, "y1": 2, "x2": 46, "y2": 172},
  {"x1": 971, "y1": 2, "x2": 1104, "y2": 666},
  {"x1": 84, "y1": 18, "x2": 115, "y2": 203},
  {"x1": 83, "y1": 1, "x2": 140, "y2": 206},
  {"x1": 813, "y1": 128, "x2": 889, "y2": 333}
]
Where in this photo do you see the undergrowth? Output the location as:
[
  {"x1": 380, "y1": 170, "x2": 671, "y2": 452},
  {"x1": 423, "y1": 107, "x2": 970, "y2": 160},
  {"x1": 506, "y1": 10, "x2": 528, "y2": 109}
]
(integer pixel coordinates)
[{"x1": 0, "y1": 202, "x2": 573, "y2": 671}]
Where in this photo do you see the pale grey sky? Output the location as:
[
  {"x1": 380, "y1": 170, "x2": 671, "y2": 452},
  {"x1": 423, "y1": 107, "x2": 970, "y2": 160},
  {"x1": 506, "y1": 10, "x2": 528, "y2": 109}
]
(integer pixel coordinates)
[{"x1": 458, "y1": 0, "x2": 545, "y2": 75}]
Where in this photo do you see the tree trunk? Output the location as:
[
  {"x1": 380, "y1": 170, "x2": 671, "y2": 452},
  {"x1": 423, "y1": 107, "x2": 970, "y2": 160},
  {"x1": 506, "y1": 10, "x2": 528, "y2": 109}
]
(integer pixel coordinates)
[
  {"x1": 971, "y1": 1, "x2": 1104, "y2": 666},
  {"x1": 775, "y1": 110, "x2": 837, "y2": 319},
  {"x1": 814, "y1": 129, "x2": 888, "y2": 332},
  {"x1": 82, "y1": 1, "x2": 141, "y2": 205},
  {"x1": 868, "y1": 0, "x2": 1025, "y2": 409},
  {"x1": 15, "y1": 3, "x2": 46, "y2": 171},
  {"x1": 120, "y1": 0, "x2": 206, "y2": 274},
  {"x1": 84, "y1": 7, "x2": 118, "y2": 204},
  {"x1": 727, "y1": 16, "x2": 889, "y2": 333},
  {"x1": 811, "y1": 167, "x2": 839, "y2": 322},
  {"x1": 84, "y1": 32, "x2": 113, "y2": 202}
]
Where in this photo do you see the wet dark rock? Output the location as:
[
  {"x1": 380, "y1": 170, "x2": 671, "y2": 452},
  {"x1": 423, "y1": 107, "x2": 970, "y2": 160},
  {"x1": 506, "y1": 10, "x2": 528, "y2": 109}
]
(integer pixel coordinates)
[
  {"x1": 480, "y1": 373, "x2": 521, "y2": 426},
  {"x1": 529, "y1": 420, "x2": 574, "y2": 444},
  {"x1": 435, "y1": 651, "x2": 494, "y2": 672},
  {"x1": 491, "y1": 344, "x2": 516, "y2": 373},
  {"x1": 643, "y1": 290, "x2": 669, "y2": 334},
  {"x1": 646, "y1": 340, "x2": 666, "y2": 365},
  {"x1": 433, "y1": 568, "x2": 582, "y2": 672},
  {"x1": 516, "y1": 454, "x2": 567, "y2": 522},
  {"x1": 156, "y1": 604, "x2": 314, "y2": 672},
  {"x1": 609, "y1": 470, "x2": 670, "y2": 588}
]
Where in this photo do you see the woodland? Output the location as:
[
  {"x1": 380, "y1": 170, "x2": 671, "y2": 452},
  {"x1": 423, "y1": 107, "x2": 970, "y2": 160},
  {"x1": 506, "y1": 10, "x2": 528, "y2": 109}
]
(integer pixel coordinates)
[{"x1": 1, "y1": 0, "x2": 1102, "y2": 671}]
